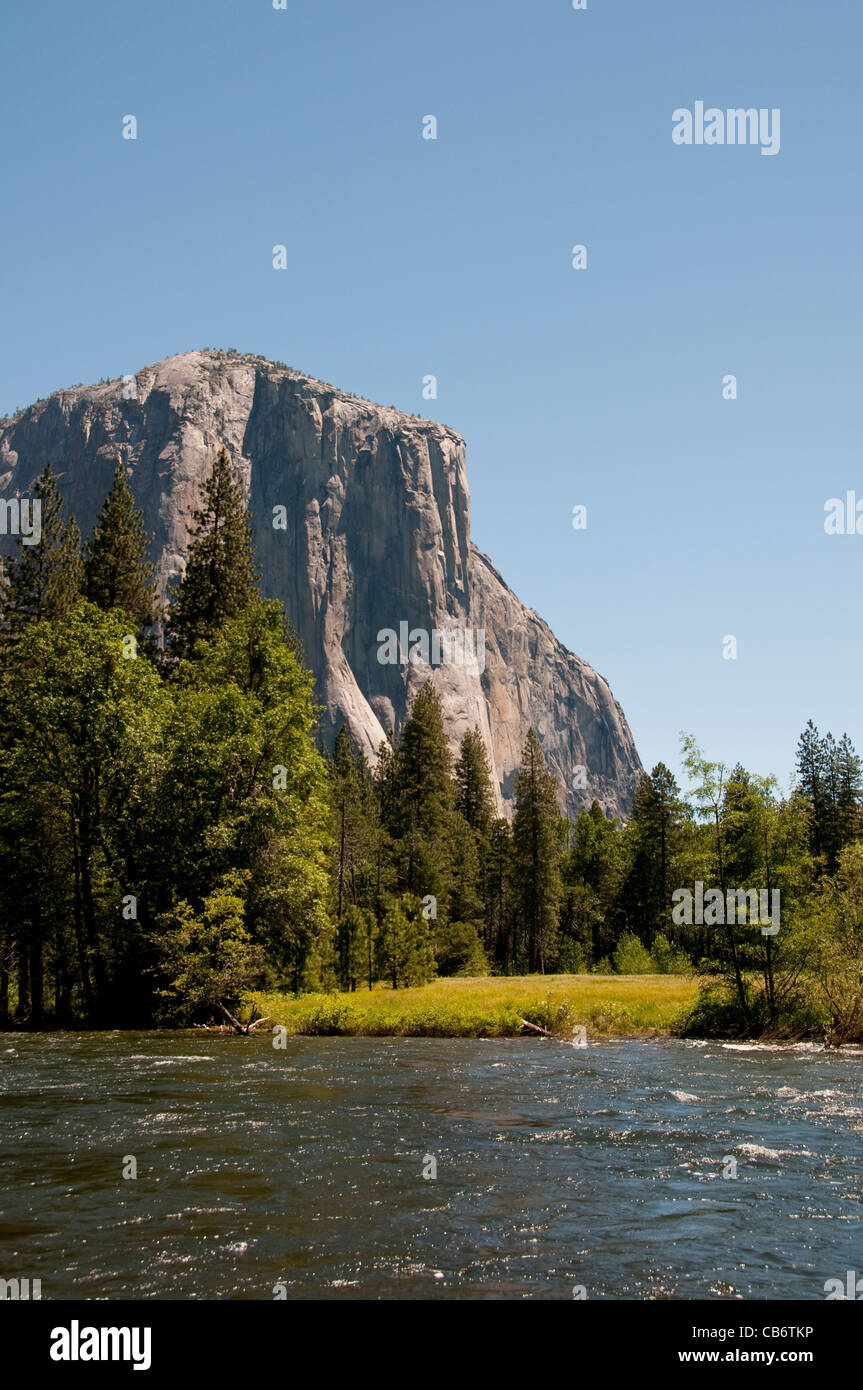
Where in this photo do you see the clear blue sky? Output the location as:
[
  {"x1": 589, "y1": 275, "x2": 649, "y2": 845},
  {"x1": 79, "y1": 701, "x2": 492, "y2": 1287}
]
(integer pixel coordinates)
[{"x1": 2, "y1": 0, "x2": 860, "y2": 793}]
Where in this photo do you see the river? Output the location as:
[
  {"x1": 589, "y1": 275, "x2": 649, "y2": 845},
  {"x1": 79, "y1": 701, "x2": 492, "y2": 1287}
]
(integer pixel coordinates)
[{"x1": 1, "y1": 1034, "x2": 860, "y2": 1300}]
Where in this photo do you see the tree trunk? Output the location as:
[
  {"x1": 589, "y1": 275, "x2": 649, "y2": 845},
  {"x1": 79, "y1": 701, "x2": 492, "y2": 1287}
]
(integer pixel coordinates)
[
  {"x1": 29, "y1": 921, "x2": 44, "y2": 1027},
  {"x1": 70, "y1": 823, "x2": 95, "y2": 1020},
  {"x1": 16, "y1": 936, "x2": 30, "y2": 1021},
  {"x1": 0, "y1": 931, "x2": 9, "y2": 1027}
]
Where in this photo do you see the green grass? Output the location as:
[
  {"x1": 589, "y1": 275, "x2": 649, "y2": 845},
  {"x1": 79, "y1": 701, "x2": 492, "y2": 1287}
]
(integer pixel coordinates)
[{"x1": 253, "y1": 973, "x2": 701, "y2": 1039}]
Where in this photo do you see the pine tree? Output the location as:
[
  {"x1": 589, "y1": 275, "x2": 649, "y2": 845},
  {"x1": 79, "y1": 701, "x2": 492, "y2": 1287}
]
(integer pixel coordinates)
[
  {"x1": 331, "y1": 724, "x2": 379, "y2": 987},
  {"x1": 392, "y1": 683, "x2": 454, "y2": 834},
  {"x1": 385, "y1": 683, "x2": 455, "y2": 902},
  {"x1": 485, "y1": 817, "x2": 513, "y2": 968},
  {"x1": 796, "y1": 721, "x2": 845, "y2": 873},
  {"x1": 836, "y1": 733, "x2": 862, "y2": 849},
  {"x1": 376, "y1": 896, "x2": 436, "y2": 988},
  {"x1": 2, "y1": 463, "x2": 82, "y2": 642},
  {"x1": 621, "y1": 762, "x2": 683, "y2": 942},
  {"x1": 512, "y1": 728, "x2": 563, "y2": 973},
  {"x1": 564, "y1": 800, "x2": 621, "y2": 963},
  {"x1": 84, "y1": 464, "x2": 157, "y2": 628},
  {"x1": 168, "y1": 449, "x2": 258, "y2": 657},
  {"x1": 455, "y1": 728, "x2": 495, "y2": 836}
]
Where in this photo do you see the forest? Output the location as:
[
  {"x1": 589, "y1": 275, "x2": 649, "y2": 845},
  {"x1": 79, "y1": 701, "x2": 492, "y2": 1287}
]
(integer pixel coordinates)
[{"x1": 1, "y1": 452, "x2": 862, "y2": 1039}]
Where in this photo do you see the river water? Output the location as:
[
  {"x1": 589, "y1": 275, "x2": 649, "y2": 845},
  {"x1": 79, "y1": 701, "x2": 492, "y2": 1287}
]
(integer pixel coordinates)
[{"x1": 1, "y1": 1034, "x2": 861, "y2": 1300}]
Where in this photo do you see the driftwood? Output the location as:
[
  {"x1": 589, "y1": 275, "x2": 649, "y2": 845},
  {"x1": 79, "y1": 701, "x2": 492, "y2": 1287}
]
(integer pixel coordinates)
[
  {"x1": 215, "y1": 1001, "x2": 272, "y2": 1036},
  {"x1": 518, "y1": 1017, "x2": 553, "y2": 1038}
]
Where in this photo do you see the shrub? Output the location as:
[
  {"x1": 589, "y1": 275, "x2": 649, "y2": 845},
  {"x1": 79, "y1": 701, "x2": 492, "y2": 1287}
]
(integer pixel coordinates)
[
  {"x1": 613, "y1": 932, "x2": 653, "y2": 974},
  {"x1": 553, "y1": 939, "x2": 591, "y2": 974},
  {"x1": 650, "y1": 935, "x2": 692, "y2": 975}
]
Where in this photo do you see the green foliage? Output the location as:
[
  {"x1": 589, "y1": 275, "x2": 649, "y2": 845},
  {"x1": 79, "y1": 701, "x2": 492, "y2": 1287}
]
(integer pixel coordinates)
[
  {"x1": 376, "y1": 896, "x2": 437, "y2": 988},
  {"x1": 612, "y1": 932, "x2": 654, "y2": 974},
  {"x1": 808, "y1": 842, "x2": 863, "y2": 1043},
  {"x1": 161, "y1": 602, "x2": 333, "y2": 993},
  {"x1": 649, "y1": 934, "x2": 691, "y2": 974},
  {"x1": 84, "y1": 464, "x2": 157, "y2": 629},
  {"x1": 0, "y1": 599, "x2": 169, "y2": 1021},
  {"x1": 2, "y1": 462, "x2": 82, "y2": 643},
  {"x1": 551, "y1": 937, "x2": 591, "y2": 974},
  {"x1": 2, "y1": 454, "x2": 861, "y2": 1038},
  {"x1": 434, "y1": 920, "x2": 488, "y2": 976},
  {"x1": 512, "y1": 728, "x2": 562, "y2": 972},
  {"x1": 455, "y1": 727, "x2": 495, "y2": 836},
  {"x1": 168, "y1": 449, "x2": 259, "y2": 657},
  {"x1": 154, "y1": 871, "x2": 263, "y2": 1024},
  {"x1": 796, "y1": 720, "x2": 862, "y2": 874}
]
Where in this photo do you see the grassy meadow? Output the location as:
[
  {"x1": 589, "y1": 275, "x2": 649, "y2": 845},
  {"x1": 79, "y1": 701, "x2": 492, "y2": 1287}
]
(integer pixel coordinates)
[{"x1": 254, "y1": 973, "x2": 702, "y2": 1039}]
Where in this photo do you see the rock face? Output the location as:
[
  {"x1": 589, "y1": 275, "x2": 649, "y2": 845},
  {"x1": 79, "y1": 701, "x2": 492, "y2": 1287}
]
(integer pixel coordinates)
[{"x1": 0, "y1": 350, "x2": 642, "y2": 819}]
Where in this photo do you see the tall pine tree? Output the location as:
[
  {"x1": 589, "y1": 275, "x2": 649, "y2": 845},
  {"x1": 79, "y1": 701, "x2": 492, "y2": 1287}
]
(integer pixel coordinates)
[
  {"x1": 455, "y1": 728, "x2": 495, "y2": 837},
  {"x1": 84, "y1": 464, "x2": 157, "y2": 628},
  {"x1": 2, "y1": 463, "x2": 82, "y2": 643},
  {"x1": 168, "y1": 449, "x2": 258, "y2": 657},
  {"x1": 512, "y1": 728, "x2": 563, "y2": 973}
]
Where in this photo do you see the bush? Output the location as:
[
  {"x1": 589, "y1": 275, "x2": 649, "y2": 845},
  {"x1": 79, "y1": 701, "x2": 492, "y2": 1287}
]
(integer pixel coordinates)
[
  {"x1": 613, "y1": 932, "x2": 653, "y2": 974},
  {"x1": 552, "y1": 939, "x2": 591, "y2": 974},
  {"x1": 519, "y1": 998, "x2": 575, "y2": 1034},
  {"x1": 293, "y1": 996, "x2": 362, "y2": 1034},
  {"x1": 650, "y1": 935, "x2": 692, "y2": 975},
  {"x1": 587, "y1": 1001, "x2": 634, "y2": 1034}
]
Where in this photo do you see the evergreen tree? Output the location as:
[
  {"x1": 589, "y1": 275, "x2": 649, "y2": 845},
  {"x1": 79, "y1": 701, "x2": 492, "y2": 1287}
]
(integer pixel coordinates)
[
  {"x1": 835, "y1": 733, "x2": 862, "y2": 850},
  {"x1": 618, "y1": 763, "x2": 683, "y2": 944},
  {"x1": 512, "y1": 728, "x2": 562, "y2": 973},
  {"x1": 455, "y1": 728, "x2": 495, "y2": 836},
  {"x1": 796, "y1": 721, "x2": 832, "y2": 869},
  {"x1": 794, "y1": 721, "x2": 858, "y2": 874},
  {"x1": 376, "y1": 896, "x2": 436, "y2": 988},
  {"x1": 157, "y1": 601, "x2": 332, "y2": 994},
  {"x1": 385, "y1": 683, "x2": 455, "y2": 902},
  {"x1": 564, "y1": 801, "x2": 621, "y2": 963},
  {"x1": 168, "y1": 449, "x2": 258, "y2": 657},
  {"x1": 452, "y1": 726, "x2": 495, "y2": 930},
  {"x1": 336, "y1": 903, "x2": 374, "y2": 992},
  {"x1": 2, "y1": 463, "x2": 82, "y2": 642},
  {"x1": 1, "y1": 600, "x2": 169, "y2": 1023},
  {"x1": 84, "y1": 464, "x2": 157, "y2": 628},
  {"x1": 484, "y1": 817, "x2": 513, "y2": 969},
  {"x1": 330, "y1": 724, "x2": 379, "y2": 987}
]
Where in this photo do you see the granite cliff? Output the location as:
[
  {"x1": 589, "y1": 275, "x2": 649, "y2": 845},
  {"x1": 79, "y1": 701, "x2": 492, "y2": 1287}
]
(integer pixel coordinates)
[{"x1": 0, "y1": 350, "x2": 642, "y2": 819}]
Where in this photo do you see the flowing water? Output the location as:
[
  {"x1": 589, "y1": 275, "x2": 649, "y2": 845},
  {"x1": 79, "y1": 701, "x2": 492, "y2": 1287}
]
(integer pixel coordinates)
[{"x1": 1, "y1": 1033, "x2": 861, "y2": 1300}]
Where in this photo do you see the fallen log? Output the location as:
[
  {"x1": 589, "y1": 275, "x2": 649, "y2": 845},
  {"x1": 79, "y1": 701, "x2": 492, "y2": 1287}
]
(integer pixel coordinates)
[
  {"x1": 518, "y1": 1017, "x2": 553, "y2": 1038},
  {"x1": 215, "y1": 1001, "x2": 273, "y2": 1035},
  {"x1": 216, "y1": 1001, "x2": 250, "y2": 1034}
]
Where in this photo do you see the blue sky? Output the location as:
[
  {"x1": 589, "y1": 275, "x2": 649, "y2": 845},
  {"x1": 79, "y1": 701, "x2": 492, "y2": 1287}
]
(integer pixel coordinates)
[{"x1": 2, "y1": 0, "x2": 860, "y2": 793}]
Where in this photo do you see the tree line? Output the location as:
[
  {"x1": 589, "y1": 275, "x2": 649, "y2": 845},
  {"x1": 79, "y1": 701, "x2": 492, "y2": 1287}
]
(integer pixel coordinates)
[{"x1": 1, "y1": 451, "x2": 861, "y2": 1036}]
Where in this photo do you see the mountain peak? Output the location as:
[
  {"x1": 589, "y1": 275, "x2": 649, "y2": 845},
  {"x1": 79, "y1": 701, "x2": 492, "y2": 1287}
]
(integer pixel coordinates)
[{"x1": 0, "y1": 352, "x2": 641, "y2": 818}]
